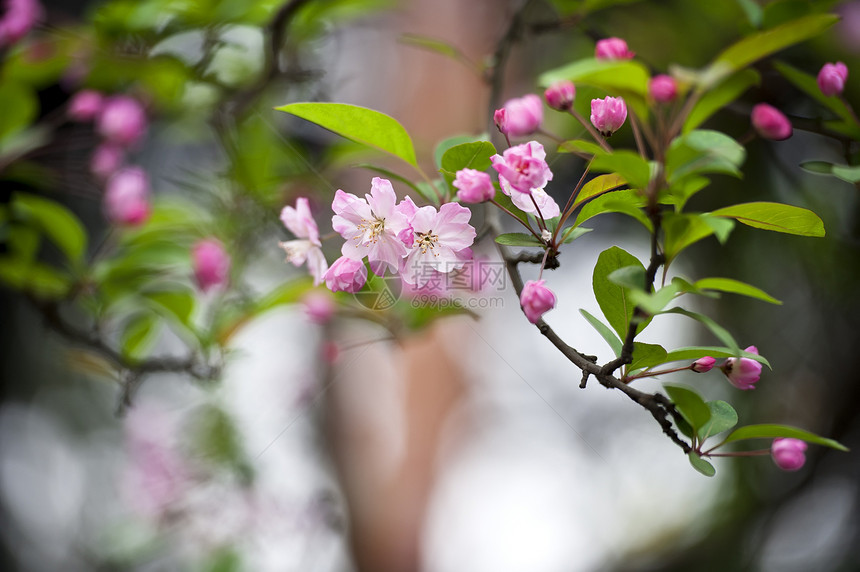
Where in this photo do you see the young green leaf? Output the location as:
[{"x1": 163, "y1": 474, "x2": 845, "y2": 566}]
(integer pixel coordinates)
[
  {"x1": 693, "y1": 277, "x2": 781, "y2": 304},
  {"x1": 721, "y1": 424, "x2": 848, "y2": 451},
  {"x1": 593, "y1": 246, "x2": 647, "y2": 339},
  {"x1": 143, "y1": 289, "x2": 195, "y2": 326},
  {"x1": 121, "y1": 313, "x2": 162, "y2": 361},
  {"x1": 688, "y1": 452, "x2": 717, "y2": 477},
  {"x1": 276, "y1": 102, "x2": 418, "y2": 167},
  {"x1": 573, "y1": 189, "x2": 651, "y2": 231},
  {"x1": 494, "y1": 232, "x2": 544, "y2": 247},
  {"x1": 629, "y1": 342, "x2": 668, "y2": 372},
  {"x1": 571, "y1": 173, "x2": 627, "y2": 211},
  {"x1": 773, "y1": 61, "x2": 857, "y2": 126},
  {"x1": 665, "y1": 130, "x2": 746, "y2": 183},
  {"x1": 664, "y1": 384, "x2": 711, "y2": 433},
  {"x1": 12, "y1": 192, "x2": 88, "y2": 264},
  {"x1": 560, "y1": 226, "x2": 593, "y2": 244},
  {"x1": 434, "y1": 133, "x2": 488, "y2": 168},
  {"x1": 590, "y1": 150, "x2": 651, "y2": 190},
  {"x1": 439, "y1": 141, "x2": 496, "y2": 187},
  {"x1": 661, "y1": 308, "x2": 740, "y2": 355},
  {"x1": 684, "y1": 69, "x2": 760, "y2": 133},
  {"x1": 538, "y1": 58, "x2": 650, "y2": 96},
  {"x1": 699, "y1": 401, "x2": 739, "y2": 440},
  {"x1": 579, "y1": 308, "x2": 622, "y2": 357},
  {"x1": 710, "y1": 202, "x2": 825, "y2": 237}
]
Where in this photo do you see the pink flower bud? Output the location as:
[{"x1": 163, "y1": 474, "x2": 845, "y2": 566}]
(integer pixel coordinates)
[
  {"x1": 649, "y1": 74, "x2": 678, "y2": 103},
  {"x1": 324, "y1": 256, "x2": 367, "y2": 293},
  {"x1": 590, "y1": 96, "x2": 627, "y2": 136},
  {"x1": 68, "y1": 90, "x2": 104, "y2": 122},
  {"x1": 495, "y1": 94, "x2": 543, "y2": 137},
  {"x1": 104, "y1": 166, "x2": 151, "y2": 226},
  {"x1": 751, "y1": 103, "x2": 792, "y2": 141},
  {"x1": 817, "y1": 62, "x2": 848, "y2": 97},
  {"x1": 302, "y1": 290, "x2": 336, "y2": 324},
  {"x1": 721, "y1": 345, "x2": 762, "y2": 390},
  {"x1": 520, "y1": 279, "x2": 556, "y2": 324},
  {"x1": 544, "y1": 80, "x2": 576, "y2": 111},
  {"x1": 97, "y1": 96, "x2": 147, "y2": 147},
  {"x1": 0, "y1": 0, "x2": 43, "y2": 47},
  {"x1": 453, "y1": 168, "x2": 495, "y2": 203},
  {"x1": 192, "y1": 238, "x2": 230, "y2": 292},
  {"x1": 90, "y1": 143, "x2": 125, "y2": 180},
  {"x1": 771, "y1": 438, "x2": 807, "y2": 471},
  {"x1": 691, "y1": 356, "x2": 716, "y2": 373},
  {"x1": 595, "y1": 37, "x2": 634, "y2": 60}
]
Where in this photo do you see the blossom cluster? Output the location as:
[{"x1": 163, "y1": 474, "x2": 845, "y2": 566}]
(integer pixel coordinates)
[{"x1": 280, "y1": 177, "x2": 477, "y2": 296}]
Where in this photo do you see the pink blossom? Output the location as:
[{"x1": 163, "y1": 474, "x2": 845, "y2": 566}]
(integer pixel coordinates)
[
  {"x1": 771, "y1": 438, "x2": 807, "y2": 471},
  {"x1": 595, "y1": 37, "x2": 634, "y2": 60},
  {"x1": 331, "y1": 177, "x2": 411, "y2": 275},
  {"x1": 494, "y1": 94, "x2": 543, "y2": 137},
  {"x1": 279, "y1": 197, "x2": 328, "y2": 286},
  {"x1": 97, "y1": 96, "x2": 147, "y2": 147},
  {"x1": 192, "y1": 238, "x2": 231, "y2": 292},
  {"x1": 0, "y1": 0, "x2": 42, "y2": 47},
  {"x1": 721, "y1": 345, "x2": 762, "y2": 390},
  {"x1": 691, "y1": 356, "x2": 716, "y2": 373},
  {"x1": 520, "y1": 279, "x2": 556, "y2": 324},
  {"x1": 302, "y1": 290, "x2": 336, "y2": 324},
  {"x1": 400, "y1": 202, "x2": 476, "y2": 287},
  {"x1": 68, "y1": 90, "x2": 104, "y2": 121},
  {"x1": 453, "y1": 168, "x2": 495, "y2": 203},
  {"x1": 104, "y1": 166, "x2": 150, "y2": 226},
  {"x1": 649, "y1": 75, "x2": 678, "y2": 103},
  {"x1": 590, "y1": 96, "x2": 627, "y2": 136},
  {"x1": 90, "y1": 143, "x2": 125, "y2": 180},
  {"x1": 491, "y1": 140, "x2": 553, "y2": 195},
  {"x1": 323, "y1": 256, "x2": 367, "y2": 293},
  {"x1": 544, "y1": 80, "x2": 576, "y2": 111},
  {"x1": 817, "y1": 62, "x2": 848, "y2": 97},
  {"x1": 751, "y1": 103, "x2": 792, "y2": 141}
]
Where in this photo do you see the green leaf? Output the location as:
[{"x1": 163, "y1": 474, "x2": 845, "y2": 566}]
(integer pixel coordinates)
[
  {"x1": 571, "y1": 173, "x2": 627, "y2": 211},
  {"x1": 666, "y1": 130, "x2": 746, "y2": 183},
  {"x1": 143, "y1": 289, "x2": 195, "y2": 326},
  {"x1": 538, "y1": 58, "x2": 649, "y2": 96},
  {"x1": 415, "y1": 180, "x2": 446, "y2": 206},
  {"x1": 662, "y1": 213, "x2": 734, "y2": 266},
  {"x1": 0, "y1": 83, "x2": 38, "y2": 143},
  {"x1": 629, "y1": 342, "x2": 668, "y2": 372},
  {"x1": 704, "y1": 14, "x2": 839, "y2": 85},
  {"x1": 628, "y1": 283, "x2": 681, "y2": 315},
  {"x1": 710, "y1": 202, "x2": 825, "y2": 237},
  {"x1": 688, "y1": 452, "x2": 717, "y2": 477},
  {"x1": 492, "y1": 192, "x2": 530, "y2": 228},
  {"x1": 665, "y1": 176, "x2": 710, "y2": 212},
  {"x1": 722, "y1": 424, "x2": 849, "y2": 451},
  {"x1": 664, "y1": 384, "x2": 711, "y2": 433},
  {"x1": 663, "y1": 345, "x2": 770, "y2": 368},
  {"x1": 434, "y1": 133, "x2": 487, "y2": 168},
  {"x1": 440, "y1": 141, "x2": 496, "y2": 187},
  {"x1": 608, "y1": 265, "x2": 646, "y2": 291},
  {"x1": 560, "y1": 226, "x2": 593, "y2": 244},
  {"x1": 399, "y1": 34, "x2": 469, "y2": 66},
  {"x1": 699, "y1": 401, "x2": 739, "y2": 440},
  {"x1": 12, "y1": 192, "x2": 88, "y2": 263},
  {"x1": 573, "y1": 189, "x2": 651, "y2": 231},
  {"x1": 735, "y1": 0, "x2": 763, "y2": 28},
  {"x1": 694, "y1": 277, "x2": 781, "y2": 304},
  {"x1": 276, "y1": 102, "x2": 417, "y2": 166},
  {"x1": 255, "y1": 278, "x2": 315, "y2": 314},
  {"x1": 591, "y1": 150, "x2": 651, "y2": 190},
  {"x1": 0, "y1": 259, "x2": 70, "y2": 299},
  {"x1": 800, "y1": 160, "x2": 835, "y2": 175},
  {"x1": 831, "y1": 165, "x2": 860, "y2": 183},
  {"x1": 685, "y1": 69, "x2": 760, "y2": 133},
  {"x1": 494, "y1": 232, "x2": 544, "y2": 247},
  {"x1": 593, "y1": 246, "x2": 647, "y2": 339},
  {"x1": 558, "y1": 139, "x2": 605, "y2": 156},
  {"x1": 579, "y1": 308, "x2": 622, "y2": 357},
  {"x1": 661, "y1": 307, "x2": 740, "y2": 355},
  {"x1": 121, "y1": 313, "x2": 161, "y2": 361}
]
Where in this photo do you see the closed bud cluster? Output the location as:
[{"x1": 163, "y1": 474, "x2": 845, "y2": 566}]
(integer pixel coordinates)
[
  {"x1": 691, "y1": 356, "x2": 716, "y2": 373},
  {"x1": 520, "y1": 279, "x2": 556, "y2": 324},
  {"x1": 817, "y1": 62, "x2": 848, "y2": 97},
  {"x1": 649, "y1": 75, "x2": 678, "y2": 103},
  {"x1": 771, "y1": 438, "x2": 807, "y2": 471},
  {"x1": 751, "y1": 104, "x2": 792, "y2": 141},
  {"x1": 595, "y1": 37, "x2": 634, "y2": 60},
  {"x1": 544, "y1": 80, "x2": 576, "y2": 111}
]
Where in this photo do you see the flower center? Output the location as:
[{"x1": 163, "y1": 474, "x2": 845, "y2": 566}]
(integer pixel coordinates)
[
  {"x1": 356, "y1": 216, "x2": 386, "y2": 243},
  {"x1": 414, "y1": 230, "x2": 439, "y2": 255}
]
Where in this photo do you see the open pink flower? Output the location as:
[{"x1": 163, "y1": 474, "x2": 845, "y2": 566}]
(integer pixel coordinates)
[
  {"x1": 104, "y1": 166, "x2": 150, "y2": 226},
  {"x1": 97, "y1": 95, "x2": 147, "y2": 147},
  {"x1": 192, "y1": 238, "x2": 231, "y2": 292},
  {"x1": 595, "y1": 37, "x2": 634, "y2": 60},
  {"x1": 323, "y1": 256, "x2": 367, "y2": 293},
  {"x1": 494, "y1": 94, "x2": 543, "y2": 137},
  {"x1": 520, "y1": 280, "x2": 556, "y2": 323},
  {"x1": 721, "y1": 345, "x2": 762, "y2": 390},
  {"x1": 491, "y1": 141, "x2": 559, "y2": 218},
  {"x1": 0, "y1": 0, "x2": 42, "y2": 47},
  {"x1": 453, "y1": 168, "x2": 495, "y2": 203},
  {"x1": 400, "y1": 202, "x2": 476, "y2": 287},
  {"x1": 771, "y1": 438, "x2": 807, "y2": 471},
  {"x1": 332, "y1": 177, "x2": 411, "y2": 275},
  {"x1": 591, "y1": 97, "x2": 627, "y2": 136},
  {"x1": 279, "y1": 197, "x2": 328, "y2": 285},
  {"x1": 818, "y1": 62, "x2": 848, "y2": 97}
]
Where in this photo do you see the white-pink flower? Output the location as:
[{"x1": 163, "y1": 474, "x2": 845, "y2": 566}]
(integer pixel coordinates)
[
  {"x1": 491, "y1": 141, "x2": 560, "y2": 218},
  {"x1": 279, "y1": 197, "x2": 328, "y2": 285},
  {"x1": 400, "y1": 202, "x2": 476, "y2": 286},
  {"x1": 332, "y1": 177, "x2": 411, "y2": 275}
]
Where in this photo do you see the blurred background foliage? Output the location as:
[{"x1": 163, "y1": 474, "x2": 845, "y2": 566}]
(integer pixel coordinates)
[{"x1": 1, "y1": 0, "x2": 860, "y2": 571}]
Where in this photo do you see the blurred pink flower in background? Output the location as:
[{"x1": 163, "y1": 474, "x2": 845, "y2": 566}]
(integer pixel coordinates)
[
  {"x1": 544, "y1": 80, "x2": 575, "y2": 111},
  {"x1": 0, "y1": 0, "x2": 42, "y2": 47},
  {"x1": 67, "y1": 89, "x2": 104, "y2": 121},
  {"x1": 595, "y1": 37, "x2": 634, "y2": 60},
  {"x1": 97, "y1": 95, "x2": 147, "y2": 147},
  {"x1": 817, "y1": 62, "x2": 848, "y2": 96},
  {"x1": 90, "y1": 143, "x2": 125, "y2": 180},
  {"x1": 192, "y1": 238, "x2": 231, "y2": 292},
  {"x1": 649, "y1": 75, "x2": 678, "y2": 103},
  {"x1": 771, "y1": 438, "x2": 808, "y2": 471},
  {"x1": 301, "y1": 290, "x2": 336, "y2": 324},
  {"x1": 453, "y1": 168, "x2": 495, "y2": 203},
  {"x1": 751, "y1": 103, "x2": 792, "y2": 140},
  {"x1": 280, "y1": 197, "x2": 328, "y2": 285},
  {"x1": 494, "y1": 94, "x2": 543, "y2": 137},
  {"x1": 104, "y1": 166, "x2": 151, "y2": 226}
]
